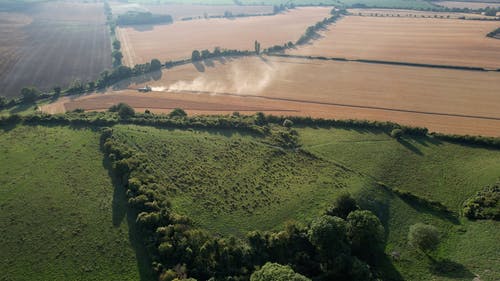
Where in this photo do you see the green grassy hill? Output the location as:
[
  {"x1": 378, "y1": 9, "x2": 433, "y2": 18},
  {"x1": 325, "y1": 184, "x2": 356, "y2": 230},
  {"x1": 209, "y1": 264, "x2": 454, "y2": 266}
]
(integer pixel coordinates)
[
  {"x1": 298, "y1": 127, "x2": 500, "y2": 281},
  {"x1": 1, "y1": 118, "x2": 498, "y2": 281},
  {"x1": 110, "y1": 123, "x2": 499, "y2": 281},
  {"x1": 0, "y1": 125, "x2": 145, "y2": 281}
]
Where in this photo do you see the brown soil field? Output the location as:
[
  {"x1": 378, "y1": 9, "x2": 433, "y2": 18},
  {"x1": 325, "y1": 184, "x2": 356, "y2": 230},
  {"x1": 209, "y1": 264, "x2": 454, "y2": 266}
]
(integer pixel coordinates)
[
  {"x1": 348, "y1": 8, "x2": 499, "y2": 19},
  {"x1": 0, "y1": 2, "x2": 111, "y2": 98},
  {"x1": 110, "y1": 2, "x2": 273, "y2": 20},
  {"x1": 436, "y1": 1, "x2": 500, "y2": 8},
  {"x1": 288, "y1": 16, "x2": 500, "y2": 69},
  {"x1": 43, "y1": 56, "x2": 500, "y2": 136},
  {"x1": 116, "y1": 7, "x2": 331, "y2": 66}
]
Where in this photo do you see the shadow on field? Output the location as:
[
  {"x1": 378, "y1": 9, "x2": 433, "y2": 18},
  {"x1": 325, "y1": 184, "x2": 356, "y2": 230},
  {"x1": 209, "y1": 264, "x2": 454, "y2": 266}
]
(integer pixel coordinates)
[
  {"x1": 397, "y1": 138, "x2": 423, "y2": 155},
  {"x1": 429, "y1": 257, "x2": 474, "y2": 279},
  {"x1": 356, "y1": 188, "x2": 404, "y2": 281},
  {"x1": 192, "y1": 61, "x2": 205, "y2": 72},
  {"x1": 102, "y1": 151, "x2": 155, "y2": 281},
  {"x1": 112, "y1": 70, "x2": 163, "y2": 91}
]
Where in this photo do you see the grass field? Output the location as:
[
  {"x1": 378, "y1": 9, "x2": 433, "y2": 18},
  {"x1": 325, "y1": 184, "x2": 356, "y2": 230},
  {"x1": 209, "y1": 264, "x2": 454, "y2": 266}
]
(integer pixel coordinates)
[
  {"x1": 107, "y1": 124, "x2": 500, "y2": 280},
  {"x1": 297, "y1": 127, "x2": 500, "y2": 281},
  {"x1": 43, "y1": 56, "x2": 500, "y2": 136},
  {"x1": 288, "y1": 15, "x2": 500, "y2": 69},
  {"x1": 0, "y1": 125, "x2": 145, "y2": 281},
  {"x1": 111, "y1": 124, "x2": 362, "y2": 235},
  {"x1": 0, "y1": 2, "x2": 112, "y2": 98},
  {"x1": 116, "y1": 7, "x2": 330, "y2": 65}
]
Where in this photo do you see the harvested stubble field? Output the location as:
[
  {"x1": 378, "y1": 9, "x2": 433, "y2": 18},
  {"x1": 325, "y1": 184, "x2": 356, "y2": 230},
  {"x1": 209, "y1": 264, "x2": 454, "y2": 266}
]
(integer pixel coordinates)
[
  {"x1": 110, "y1": 2, "x2": 273, "y2": 20},
  {"x1": 43, "y1": 56, "x2": 500, "y2": 136},
  {"x1": 116, "y1": 7, "x2": 331, "y2": 65},
  {"x1": 288, "y1": 15, "x2": 500, "y2": 69},
  {"x1": 436, "y1": 1, "x2": 500, "y2": 9},
  {"x1": 0, "y1": 2, "x2": 112, "y2": 98}
]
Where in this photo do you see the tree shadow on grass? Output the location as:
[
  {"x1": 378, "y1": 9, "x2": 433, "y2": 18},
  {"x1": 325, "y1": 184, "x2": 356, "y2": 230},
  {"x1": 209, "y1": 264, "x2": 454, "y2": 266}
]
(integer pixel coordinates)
[
  {"x1": 397, "y1": 138, "x2": 423, "y2": 156},
  {"x1": 102, "y1": 149, "x2": 155, "y2": 281},
  {"x1": 429, "y1": 257, "x2": 474, "y2": 279}
]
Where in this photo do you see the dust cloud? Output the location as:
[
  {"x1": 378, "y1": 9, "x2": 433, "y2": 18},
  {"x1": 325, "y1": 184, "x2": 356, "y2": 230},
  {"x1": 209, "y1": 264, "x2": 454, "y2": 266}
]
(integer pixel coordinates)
[{"x1": 166, "y1": 59, "x2": 286, "y2": 95}]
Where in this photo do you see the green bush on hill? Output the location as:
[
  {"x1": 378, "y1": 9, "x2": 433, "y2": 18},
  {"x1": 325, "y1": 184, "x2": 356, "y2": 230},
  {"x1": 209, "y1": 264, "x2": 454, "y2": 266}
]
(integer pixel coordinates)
[{"x1": 463, "y1": 183, "x2": 500, "y2": 220}]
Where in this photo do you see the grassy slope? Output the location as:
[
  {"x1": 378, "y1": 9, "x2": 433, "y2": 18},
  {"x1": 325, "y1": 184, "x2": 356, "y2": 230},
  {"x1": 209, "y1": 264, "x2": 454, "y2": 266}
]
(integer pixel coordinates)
[
  {"x1": 113, "y1": 125, "x2": 367, "y2": 236},
  {"x1": 0, "y1": 125, "x2": 142, "y2": 281},
  {"x1": 298, "y1": 127, "x2": 500, "y2": 281}
]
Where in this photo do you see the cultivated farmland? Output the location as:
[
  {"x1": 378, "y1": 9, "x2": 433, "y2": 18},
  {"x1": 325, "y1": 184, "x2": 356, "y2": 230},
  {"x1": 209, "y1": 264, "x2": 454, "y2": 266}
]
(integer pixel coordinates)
[
  {"x1": 0, "y1": 2, "x2": 112, "y2": 98},
  {"x1": 436, "y1": 1, "x2": 500, "y2": 9},
  {"x1": 43, "y1": 56, "x2": 500, "y2": 136},
  {"x1": 116, "y1": 7, "x2": 331, "y2": 65},
  {"x1": 110, "y1": 2, "x2": 274, "y2": 20},
  {"x1": 288, "y1": 15, "x2": 500, "y2": 69}
]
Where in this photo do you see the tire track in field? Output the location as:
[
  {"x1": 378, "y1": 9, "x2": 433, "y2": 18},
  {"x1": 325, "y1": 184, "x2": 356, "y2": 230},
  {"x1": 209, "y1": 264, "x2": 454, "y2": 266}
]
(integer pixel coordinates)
[{"x1": 169, "y1": 89, "x2": 500, "y2": 122}]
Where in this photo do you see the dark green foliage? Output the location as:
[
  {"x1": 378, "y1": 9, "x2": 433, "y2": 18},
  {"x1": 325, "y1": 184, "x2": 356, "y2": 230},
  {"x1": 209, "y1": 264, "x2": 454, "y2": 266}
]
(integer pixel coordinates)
[
  {"x1": 150, "y1": 59, "x2": 162, "y2": 71},
  {"x1": 20, "y1": 87, "x2": 40, "y2": 103},
  {"x1": 108, "y1": 103, "x2": 135, "y2": 119},
  {"x1": 347, "y1": 210, "x2": 385, "y2": 263},
  {"x1": 408, "y1": 223, "x2": 440, "y2": 252},
  {"x1": 0, "y1": 96, "x2": 7, "y2": 108},
  {"x1": 192, "y1": 50, "x2": 201, "y2": 62},
  {"x1": 169, "y1": 108, "x2": 187, "y2": 118},
  {"x1": 282, "y1": 119, "x2": 293, "y2": 128},
  {"x1": 250, "y1": 262, "x2": 311, "y2": 281},
  {"x1": 254, "y1": 40, "x2": 261, "y2": 55},
  {"x1": 325, "y1": 192, "x2": 359, "y2": 219},
  {"x1": 463, "y1": 183, "x2": 500, "y2": 220},
  {"x1": 487, "y1": 27, "x2": 500, "y2": 38},
  {"x1": 112, "y1": 39, "x2": 121, "y2": 50},
  {"x1": 112, "y1": 50, "x2": 123, "y2": 65},
  {"x1": 390, "y1": 128, "x2": 403, "y2": 139},
  {"x1": 116, "y1": 11, "x2": 173, "y2": 26}
]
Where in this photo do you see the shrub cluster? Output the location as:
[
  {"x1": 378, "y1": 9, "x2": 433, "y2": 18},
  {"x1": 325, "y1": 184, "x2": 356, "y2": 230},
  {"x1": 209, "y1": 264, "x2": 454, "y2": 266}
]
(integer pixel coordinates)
[{"x1": 463, "y1": 183, "x2": 500, "y2": 220}]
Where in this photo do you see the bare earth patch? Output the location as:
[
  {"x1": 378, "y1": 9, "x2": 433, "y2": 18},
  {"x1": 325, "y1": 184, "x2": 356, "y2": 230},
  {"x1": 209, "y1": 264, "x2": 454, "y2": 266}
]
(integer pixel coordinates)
[
  {"x1": 43, "y1": 56, "x2": 500, "y2": 136},
  {"x1": 116, "y1": 7, "x2": 331, "y2": 66},
  {"x1": 288, "y1": 15, "x2": 500, "y2": 69}
]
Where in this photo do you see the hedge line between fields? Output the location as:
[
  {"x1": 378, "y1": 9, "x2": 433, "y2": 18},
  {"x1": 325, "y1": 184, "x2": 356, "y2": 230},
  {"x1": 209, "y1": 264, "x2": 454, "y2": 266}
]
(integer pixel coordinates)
[{"x1": 1, "y1": 111, "x2": 500, "y2": 149}]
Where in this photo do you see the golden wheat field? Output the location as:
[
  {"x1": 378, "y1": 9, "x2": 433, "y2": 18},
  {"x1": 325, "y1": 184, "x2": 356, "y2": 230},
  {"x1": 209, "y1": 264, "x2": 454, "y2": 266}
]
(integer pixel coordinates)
[
  {"x1": 116, "y1": 7, "x2": 331, "y2": 66},
  {"x1": 288, "y1": 15, "x2": 500, "y2": 69},
  {"x1": 43, "y1": 56, "x2": 500, "y2": 136}
]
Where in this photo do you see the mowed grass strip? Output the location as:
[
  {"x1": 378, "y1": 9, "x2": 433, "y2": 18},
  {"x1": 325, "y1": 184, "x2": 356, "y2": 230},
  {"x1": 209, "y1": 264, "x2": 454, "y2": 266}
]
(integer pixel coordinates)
[{"x1": 0, "y1": 125, "x2": 141, "y2": 281}]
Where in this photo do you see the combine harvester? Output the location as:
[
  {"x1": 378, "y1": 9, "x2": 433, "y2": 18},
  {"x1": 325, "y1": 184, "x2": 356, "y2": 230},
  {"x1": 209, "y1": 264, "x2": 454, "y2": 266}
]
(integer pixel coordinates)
[{"x1": 137, "y1": 85, "x2": 152, "y2": 92}]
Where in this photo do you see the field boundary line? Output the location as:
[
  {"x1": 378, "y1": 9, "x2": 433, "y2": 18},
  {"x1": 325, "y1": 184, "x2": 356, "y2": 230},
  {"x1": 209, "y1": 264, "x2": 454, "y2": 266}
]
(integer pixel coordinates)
[{"x1": 268, "y1": 53, "x2": 500, "y2": 72}]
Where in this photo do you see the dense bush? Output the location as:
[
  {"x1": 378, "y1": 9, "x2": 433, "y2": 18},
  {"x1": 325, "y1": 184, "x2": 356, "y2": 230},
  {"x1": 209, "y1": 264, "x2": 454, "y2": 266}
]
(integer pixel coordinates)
[
  {"x1": 250, "y1": 262, "x2": 310, "y2": 281},
  {"x1": 463, "y1": 183, "x2": 499, "y2": 220},
  {"x1": 325, "y1": 192, "x2": 359, "y2": 219},
  {"x1": 390, "y1": 128, "x2": 403, "y2": 139},
  {"x1": 408, "y1": 223, "x2": 440, "y2": 252}
]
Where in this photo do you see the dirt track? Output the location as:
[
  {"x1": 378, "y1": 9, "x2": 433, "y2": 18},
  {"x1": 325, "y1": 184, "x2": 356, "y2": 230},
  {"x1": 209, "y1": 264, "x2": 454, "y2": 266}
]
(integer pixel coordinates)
[
  {"x1": 42, "y1": 56, "x2": 500, "y2": 136},
  {"x1": 288, "y1": 15, "x2": 500, "y2": 69}
]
